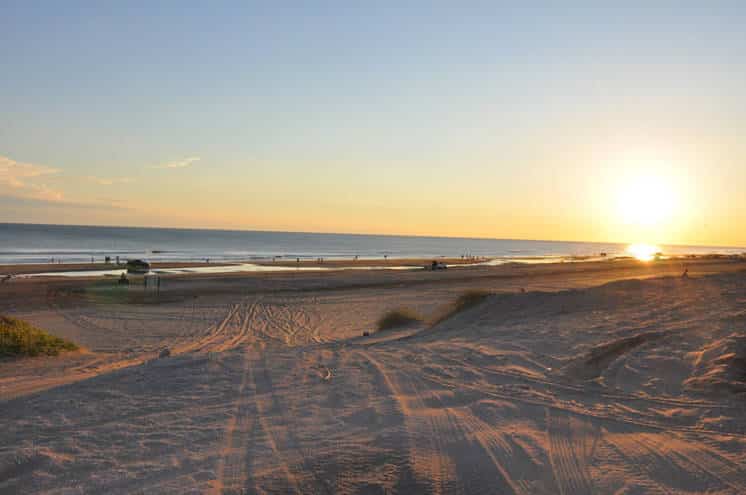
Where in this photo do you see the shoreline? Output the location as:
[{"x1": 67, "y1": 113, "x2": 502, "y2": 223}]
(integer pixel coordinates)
[
  {"x1": 1, "y1": 252, "x2": 744, "y2": 279},
  {"x1": 2, "y1": 257, "x2": 744, "y2": 310}
]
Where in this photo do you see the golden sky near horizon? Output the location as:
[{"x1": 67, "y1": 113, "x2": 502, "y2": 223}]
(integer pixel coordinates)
[{"x1": 3, "y1": 133, "x2": 743, "y2": 248}]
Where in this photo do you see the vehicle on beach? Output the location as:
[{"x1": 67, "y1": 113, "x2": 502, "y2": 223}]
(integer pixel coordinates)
[
  {"x1": 126, "y1": 259, "x2": 151, "y2": 274},
  {"x1": 429, "y1": 260, "x2": 448, "y2": 270}
]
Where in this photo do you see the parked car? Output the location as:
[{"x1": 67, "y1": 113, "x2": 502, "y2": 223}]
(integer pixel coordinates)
[
  {"x1": 429, "y1": 260, "x2": 448, "y2": 270},
  {"x1": 126, "y1": 259, "x2": 151, "y2": 274}
]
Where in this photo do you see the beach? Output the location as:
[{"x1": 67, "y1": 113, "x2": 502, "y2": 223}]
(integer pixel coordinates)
[
  {"x1": 5, "y1": 2, "x2": 746, "y2": 493},
  {"x1": 1, "y1": 257, "x2": 746, "y2": 494}
]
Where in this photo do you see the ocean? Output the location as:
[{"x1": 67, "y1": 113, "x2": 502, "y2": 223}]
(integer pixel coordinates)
[{"x1": 0, "y1": 223, "x2": 743, "y2": 265}]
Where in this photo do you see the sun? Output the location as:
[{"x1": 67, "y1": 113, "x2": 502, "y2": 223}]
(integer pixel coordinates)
[
  {"x1": 615, "y1": 172, "x2": 677, "y2": 228},
  {"x1": 627, "y1": 243, "x2": 660, "y2": 262},
  {"x1": 602, "y1": 155, "x2": 688, "y2": 257}
]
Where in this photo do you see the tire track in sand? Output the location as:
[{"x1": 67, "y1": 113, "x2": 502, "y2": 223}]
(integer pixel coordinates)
[
  {"x1": 352, "y1": 349, "x2": 421, "y2": 492},
  {"x1": 358, "y1": 350, "x2": 521, "y2": 495},
  {"x1": 210, "y1": 349, "x2": 256, "y2": 495},
  {"x1": 212, "y1": 351, "x2": 303, "y2": 494},
  {"x1": 248, "y1": 349, "x2": 333, "y2": 494},
  {"x1": 357, "y1": 350, "x2": 454, "y2": 494},
  {"x1": 603, "y1": 430, "x2": 746, "y2": 494},
  {"x1": 176, "y1": 302, "x2": 241, "y2": 354},
  {"x1": 213, "y1": 299, "x2": 330, "y2": 494},
  {"x1": 546, "y1": 409, "x2": 598, "y2": 495}
]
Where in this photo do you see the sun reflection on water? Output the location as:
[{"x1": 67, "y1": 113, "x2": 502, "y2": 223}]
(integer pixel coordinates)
[{"x1": 627, "y1": 243, "x2": 660, "y2": 262}]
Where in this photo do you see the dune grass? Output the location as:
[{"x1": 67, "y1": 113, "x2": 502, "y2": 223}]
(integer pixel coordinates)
[
  {"x1": 431, "y1": 289, "x2": 492, "y2": 326},
  {"x1": 0, "y1": 315, "x2": 78, "y2": 357},
  {"x1": 376, "y1": 308, "x2": 424, "y2": 331}
]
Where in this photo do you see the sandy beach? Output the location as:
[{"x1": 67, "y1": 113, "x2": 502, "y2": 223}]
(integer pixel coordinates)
[{"x1": 1, "y1": 257, "x2": 745, "y2": 494}]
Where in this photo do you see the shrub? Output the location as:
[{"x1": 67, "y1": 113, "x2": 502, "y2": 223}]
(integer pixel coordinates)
[
  {"x1": 376, "y1": 309, "x2": 423, "y2": 331},
  {"x1": 0, "y1": 315, "x2": 78, "y2": 357}
]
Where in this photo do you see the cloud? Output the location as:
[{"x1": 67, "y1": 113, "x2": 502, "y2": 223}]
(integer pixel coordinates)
[
  {"x1": 0, "y1": 155, "x2": 63, "y2": 201},
  {"x1": 156, "y1": 156, "x2": 200, "y2": 169},
  {"x1": 87, "y1": 176, "x2": 134, "y2": 186}
]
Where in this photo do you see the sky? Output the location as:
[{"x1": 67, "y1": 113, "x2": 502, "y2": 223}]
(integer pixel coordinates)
[{"x1": 1, "y1": 2, "x2": 745, "y2": 247}]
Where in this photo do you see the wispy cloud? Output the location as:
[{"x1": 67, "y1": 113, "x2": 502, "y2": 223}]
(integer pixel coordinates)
[
  {"x1": 86, "y1": 176, "x2": 134, "y2": 186},
  {"x1": 0, "y1": 155, "x2": 63, "y2": 201},
  {"x1": 156, "y1": 156, "x2": 200, "y2": 169}
]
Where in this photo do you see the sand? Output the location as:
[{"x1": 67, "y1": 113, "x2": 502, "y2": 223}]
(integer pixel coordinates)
[
  {"x1": 1, "y1": 258, "x2": 745, "y2": 494},
  {"x1": 0, "y1": 261, "x2": 233, "y2": 276}
]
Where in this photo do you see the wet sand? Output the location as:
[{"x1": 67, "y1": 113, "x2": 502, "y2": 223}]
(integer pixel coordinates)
[
  {"x1": 0, "y1": 261, "x2": 232, "y2": 276},
  {"x1": 253, "y1": 257, "x2": 488, "y2": 268},
  {"x1": 1, "y1": 257, "x2": 745, "y2": 493}
]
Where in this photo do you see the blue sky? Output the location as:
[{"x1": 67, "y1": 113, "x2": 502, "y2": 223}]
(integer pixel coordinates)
[{"x1": 2, "y1": 2, "x2": 745, "y2": 245}]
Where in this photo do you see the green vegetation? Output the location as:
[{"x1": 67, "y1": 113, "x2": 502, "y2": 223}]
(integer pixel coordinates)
[
  {"x1": 432, "y1": 290, "x2": 492, "y2": 326},
  {"x1": 376, "y1": 308, "x2": 424, "y2": 331},
  {"x1": 0, "y1": 315, "x2": 78, "y2": 357}
]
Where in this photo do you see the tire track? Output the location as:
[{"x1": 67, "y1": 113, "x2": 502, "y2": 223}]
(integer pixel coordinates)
[
  {"x1": 176, "y1": 302, "x2": 241, "y2": 354},
  {"x1": 212, "y1": 299, "x2": 333, "y2": 494},
  {"x1": 357, "y1": 350, "x2": 454, "y2": 494},
  {"x1": 424, "y1": 344, "x2": 732, "y2": 410},
  {"x1": 252, "y1": 348, "x2": 333, "y2": 494},
  {"x1": 358, "y1": 350, "x2": 522, "y2": 495},
  {"x1": 545, "y1": 409, "x2": 596, "y2": 495},
  {"x1": 418, "y1": 364, "x2": 746, "y2": 439},
  {"x1": 353, "y1": 350, "x2": 422, "y2": 492},
  {"x1": 211, "y1": 350, "x2": 256, "y2": 495},
  {"x1": 617, "y1": 432, "x2": 746, "y2": 494}
]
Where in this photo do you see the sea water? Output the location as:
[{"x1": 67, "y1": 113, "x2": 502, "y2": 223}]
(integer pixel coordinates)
[{"x1": 1, "y1": 223, "x2": 743, "y2": 265}]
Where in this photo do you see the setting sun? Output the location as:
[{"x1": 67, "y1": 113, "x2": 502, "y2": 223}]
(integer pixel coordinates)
[
  {"x1": 616, "y1": 171, "x2": 677, "y2": 228},
  {"x1": 627, "y1": 243, "x2": 660, "y2": 261}
]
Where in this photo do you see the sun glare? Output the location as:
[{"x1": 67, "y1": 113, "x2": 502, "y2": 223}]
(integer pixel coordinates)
[
  {"x1": 627, "y1": 243, "x2": 660, "y2": 262},
  {"x1": 616, "y1": 172, "x2": 676, "y2": 228}
]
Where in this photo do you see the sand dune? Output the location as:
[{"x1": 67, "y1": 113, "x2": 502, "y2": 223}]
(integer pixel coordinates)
[{"x1": 1, "y1": 260, "x2": 745, "y2": 494}]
